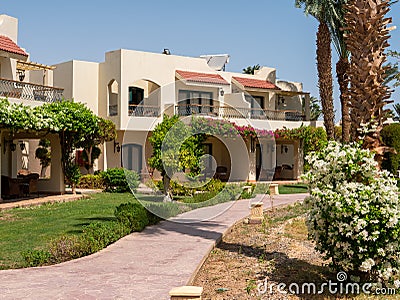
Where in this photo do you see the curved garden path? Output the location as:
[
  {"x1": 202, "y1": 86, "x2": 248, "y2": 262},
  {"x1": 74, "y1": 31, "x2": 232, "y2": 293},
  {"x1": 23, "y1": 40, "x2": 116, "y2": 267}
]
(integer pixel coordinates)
[{"x1": 0, "y1": 193, "x2": 307, "y2": 300}]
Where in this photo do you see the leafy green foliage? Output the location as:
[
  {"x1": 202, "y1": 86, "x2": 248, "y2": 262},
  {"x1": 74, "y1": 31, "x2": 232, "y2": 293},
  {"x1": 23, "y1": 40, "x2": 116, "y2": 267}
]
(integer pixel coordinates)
[
  {"x1": 35, "y1": 139, "x2": 51, "y2": 168},
  {"x1": 21, "y1": 250, "x2": 51, "y2": 267},
  {"x1": 0, "y1": 99, "x2": 117, "y2": 184},
  {"x1": 275, "y1": 125, "x2": 328, "y2": 170},
  {"x1": 65, "y1": 163, "x2": 81, "y2": 186},
  {"x1": 310, "y1": 96, "x2": 322, "y2": 121},
  {"x1": 381, "y1": 123, "x2": 400, "y2": 174},
  {"x1": 77, "y1": 174, "x2": 105, "y2": 189},
  {"x1": 114, "y1": 202, "x2": 149, "y2": 232},
  {"x1": 100, "y1": 168, "x2": 140, "y2": 193},
  {"x1": 148, "y1": 115, "x2": 206, "y2": 193},
  {"x1": 242, "y1": 64, "x2": 260, "y2": 75}
]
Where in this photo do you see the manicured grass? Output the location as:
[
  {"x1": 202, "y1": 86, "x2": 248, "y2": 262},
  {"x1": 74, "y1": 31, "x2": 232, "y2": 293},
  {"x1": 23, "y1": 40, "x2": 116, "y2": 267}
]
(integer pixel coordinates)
[
  {"x1": 278, "y1": 183, "x2": 309, "y2": 194},
  {"x1": 0, "y1": 193, "x2": 135, "y2": 269}
]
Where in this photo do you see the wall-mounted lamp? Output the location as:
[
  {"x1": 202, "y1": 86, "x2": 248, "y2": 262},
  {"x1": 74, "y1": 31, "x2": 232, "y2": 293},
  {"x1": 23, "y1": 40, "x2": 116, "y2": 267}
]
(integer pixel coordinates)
[
  {"x1": 278, "y1": 95, "x2": 287, "y2": 107},
  {"x1": 281, "y1": 145, "x2": 289, "y2": 154},
  {"x1": 220, "y1": 89, "x2": 225, "y2": 96},
  {"x1": 250, "y1": 136, "x2": 256, "y2": 153},
  {"x1": 17, "y1": 69, "x2": 25, "y2": 82},
  {"x1": 3, "y1": 138, "x2": 17, "y2": 153},
  {"x1": 19, "y1": 141, "x2": 26, "y2": 151},
  {"x1": 10, "y1": 142, "x2": 16, "y2": 152},
  {"x1": 114, "y1": 141, "x2": 121, "y2": 153}
]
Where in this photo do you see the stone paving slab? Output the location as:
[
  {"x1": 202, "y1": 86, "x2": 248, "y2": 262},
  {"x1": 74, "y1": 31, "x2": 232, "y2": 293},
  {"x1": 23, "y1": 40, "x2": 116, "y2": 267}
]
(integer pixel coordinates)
[{"x1": 0, "y1": 193, "x2": 308, "y2": 300}]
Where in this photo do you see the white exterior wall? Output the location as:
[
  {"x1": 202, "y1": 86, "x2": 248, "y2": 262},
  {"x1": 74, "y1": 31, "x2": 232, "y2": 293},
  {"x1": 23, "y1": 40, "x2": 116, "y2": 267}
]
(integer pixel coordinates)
[{"x1": 0, "y1": 15, "x2": 18, "y2": 43}]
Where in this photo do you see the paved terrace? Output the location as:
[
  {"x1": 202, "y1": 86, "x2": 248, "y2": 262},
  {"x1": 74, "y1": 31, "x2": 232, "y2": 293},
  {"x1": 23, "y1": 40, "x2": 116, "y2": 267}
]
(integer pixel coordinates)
[{"x1": 0, "y1": 193, "x2": 307, "y2": 300}]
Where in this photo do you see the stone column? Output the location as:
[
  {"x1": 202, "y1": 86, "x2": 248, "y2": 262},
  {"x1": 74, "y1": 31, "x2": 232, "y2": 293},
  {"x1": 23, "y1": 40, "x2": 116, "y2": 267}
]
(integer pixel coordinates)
[
  {"x1": 247, "y1": 138, "x2": 256, "y2": 183},
  {"x1": 36, "y1": 134, "x2": 65, "y2": 194}
]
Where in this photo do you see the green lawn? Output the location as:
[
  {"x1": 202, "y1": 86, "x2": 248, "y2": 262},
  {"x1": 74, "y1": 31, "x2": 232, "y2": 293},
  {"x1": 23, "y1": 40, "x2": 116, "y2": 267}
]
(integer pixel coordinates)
[
  {"x1": 0, "y1": 193, "x2": 135, "y2": 269},
  {"x1": 278, "y1": 183, "x2": 309, "y2": 194}
]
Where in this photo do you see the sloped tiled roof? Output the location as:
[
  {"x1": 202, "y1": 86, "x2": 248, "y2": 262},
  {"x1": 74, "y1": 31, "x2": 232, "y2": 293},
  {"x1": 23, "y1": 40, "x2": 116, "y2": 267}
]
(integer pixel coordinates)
[
  {"x1": 232, "y1": 76, "x2": 280, "y2": 90},
  {"x1": 0, "y1": 35, "x2": 28, "y2": 57},
  {"x1": 176, "y1": 70, "x2": 229, "y2": 85}
]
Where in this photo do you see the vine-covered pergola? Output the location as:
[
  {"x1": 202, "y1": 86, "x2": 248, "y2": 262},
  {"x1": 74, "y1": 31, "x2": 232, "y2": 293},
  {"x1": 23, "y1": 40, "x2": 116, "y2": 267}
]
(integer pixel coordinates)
[{"x1": 0, "y1": 99, "x2": 116, "y2": 195}]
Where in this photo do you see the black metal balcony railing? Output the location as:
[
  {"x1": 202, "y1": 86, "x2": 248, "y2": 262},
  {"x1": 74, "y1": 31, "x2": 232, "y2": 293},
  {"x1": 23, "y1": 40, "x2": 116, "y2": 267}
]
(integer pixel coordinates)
[
  {"x1": 0, "y1": 78, "x2": 64, "y2": 102},
  {"x1": 128, "y1": 104, "x2": 160, "y2": 117},
  {"x1": 175, "y1": 104, "x2": 306, "y2": 121}
]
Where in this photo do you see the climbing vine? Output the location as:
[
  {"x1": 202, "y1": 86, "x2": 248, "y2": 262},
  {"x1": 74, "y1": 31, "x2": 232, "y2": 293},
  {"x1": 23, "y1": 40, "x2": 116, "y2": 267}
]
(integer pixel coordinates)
[{"x1": 0, "y1": 99, "x2": 116, "y2": 187}]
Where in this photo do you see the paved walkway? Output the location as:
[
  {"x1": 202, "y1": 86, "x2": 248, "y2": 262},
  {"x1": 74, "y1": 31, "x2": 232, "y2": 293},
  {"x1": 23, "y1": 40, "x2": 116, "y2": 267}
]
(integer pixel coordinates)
[{"x1": 0, "y1": 193, "x2": 308, "y2": 300}]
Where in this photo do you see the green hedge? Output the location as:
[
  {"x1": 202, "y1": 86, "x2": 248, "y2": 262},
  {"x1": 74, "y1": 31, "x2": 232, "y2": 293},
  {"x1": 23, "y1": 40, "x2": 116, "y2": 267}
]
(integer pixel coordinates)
[
  {"x1": 100, "y1": 168, "x2": 140, "y2": 193},
  {"x1": 381, "y1": 123, "x2": 400, "y2": 175},
  {"x1": 77, "y1": 174, "x2": 105, "y2": 189}
]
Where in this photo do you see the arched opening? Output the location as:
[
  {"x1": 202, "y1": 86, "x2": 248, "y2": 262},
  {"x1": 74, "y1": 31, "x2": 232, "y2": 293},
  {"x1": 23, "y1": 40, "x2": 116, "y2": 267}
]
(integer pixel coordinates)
[
  {"x1": 108, "y1": 79, "x2": 119, "y2": 116},
  {"x1": 128, "y1": 79, "x2": 161, "y2": 117}
]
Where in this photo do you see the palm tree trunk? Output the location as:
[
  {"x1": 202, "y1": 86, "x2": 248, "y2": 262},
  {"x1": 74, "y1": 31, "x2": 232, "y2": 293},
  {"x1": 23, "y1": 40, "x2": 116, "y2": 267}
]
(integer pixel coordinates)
[
  {"x1": 317, "y1": 22, "x2": 335, "y2": 140},
  {"x1": 336, "y1": 56, "x2": 351, "y2": 143}
]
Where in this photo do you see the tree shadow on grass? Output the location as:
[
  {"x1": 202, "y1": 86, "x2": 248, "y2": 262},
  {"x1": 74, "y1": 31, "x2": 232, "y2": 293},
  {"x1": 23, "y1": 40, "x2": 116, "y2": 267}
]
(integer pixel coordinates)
[{"x1": 217, "y1": 241, "x2": 348, "y2": 299}]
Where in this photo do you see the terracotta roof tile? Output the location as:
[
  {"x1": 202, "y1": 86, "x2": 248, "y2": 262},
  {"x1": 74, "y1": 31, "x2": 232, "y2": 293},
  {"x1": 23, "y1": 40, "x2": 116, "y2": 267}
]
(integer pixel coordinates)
[
  {"x1": 0, "y1": 35, "x2": 28, "y2": 57},
  {"x1": 232, "y1": 76, "x2": 280, "y2": 90},
  {"x1": 176, "y1": 70, "x2": 229, "y2": 85}
]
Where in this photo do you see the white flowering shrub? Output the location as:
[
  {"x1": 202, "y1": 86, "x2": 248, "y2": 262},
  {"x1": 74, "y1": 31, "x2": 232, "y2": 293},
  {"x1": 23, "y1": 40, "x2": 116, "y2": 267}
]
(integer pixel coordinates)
[{"x1": 303, "y1": 141, "x2": 400, "y2": 282}]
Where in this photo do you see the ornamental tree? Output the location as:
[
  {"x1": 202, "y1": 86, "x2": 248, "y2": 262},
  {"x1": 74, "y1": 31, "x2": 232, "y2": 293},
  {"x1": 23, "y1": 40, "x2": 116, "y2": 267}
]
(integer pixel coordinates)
[{"x1": 148, "y1": 115, "x2": 206, "y2": 196}]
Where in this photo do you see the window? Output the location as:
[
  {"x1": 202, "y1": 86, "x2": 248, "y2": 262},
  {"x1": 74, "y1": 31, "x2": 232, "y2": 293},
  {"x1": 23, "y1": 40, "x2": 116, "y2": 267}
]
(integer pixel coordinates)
[
  {"x1": 178, "y1": 90, "x2": 213, "y2": 115},
  {"x1": 129, "y1": 87, "x2": 144, "y2": 106},
  {"x1": 108, "y1": 80, "x2": 119, "y2": 116},
  {"x1": 245, "y1": 95, "x2": 265, "y2": 118}
]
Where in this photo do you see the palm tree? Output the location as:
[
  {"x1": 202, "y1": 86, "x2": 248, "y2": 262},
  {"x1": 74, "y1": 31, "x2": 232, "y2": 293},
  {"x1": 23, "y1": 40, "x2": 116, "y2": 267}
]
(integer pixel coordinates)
[
  {"x1": 295, "y1": 0, "x2": 338, "y2": 140},
  {"x1": 329, "y1": 0, "x2": 351, "y2": 143},
  {"x1": 393, "y1": 103, "x2": 400, "y2": 121},
  {"x1": 344, "y1": 0, "x2": 393, "y2": 164},
  {"x1": 242, "y1": 64, "x2": 260, "y2": 75}
]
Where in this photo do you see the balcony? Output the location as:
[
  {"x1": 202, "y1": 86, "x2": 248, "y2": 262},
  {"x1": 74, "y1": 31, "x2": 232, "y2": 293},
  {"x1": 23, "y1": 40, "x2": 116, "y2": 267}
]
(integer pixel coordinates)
[
  {"x1": 175, "y1": 104, "x2": 306, "y2": 121},
  {"x1": 0, "y1": 78, "x2": 63, "y2": 103},
  {"x1": 128, "y1": 104, "x2": 160, "y2": 117}
]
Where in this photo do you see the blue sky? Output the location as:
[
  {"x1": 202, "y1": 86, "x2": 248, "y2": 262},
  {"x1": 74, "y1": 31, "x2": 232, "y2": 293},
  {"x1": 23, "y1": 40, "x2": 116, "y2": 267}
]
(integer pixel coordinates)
[{"x1": 2, "y1": 0, "x2": 400, "y2": 120}]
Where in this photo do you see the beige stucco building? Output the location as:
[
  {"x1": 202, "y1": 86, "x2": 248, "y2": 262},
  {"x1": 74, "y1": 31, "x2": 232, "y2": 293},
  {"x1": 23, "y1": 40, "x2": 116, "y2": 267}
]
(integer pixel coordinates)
[
  {"x1": 53, "y1": 48, "x2": 317, "y2": 183},
  {"x1": 0, "y1": 13, "x2": 320, "y2": 200},
  {"x1": 0, "y1": 14, "x2": 65, "y2": 200}
]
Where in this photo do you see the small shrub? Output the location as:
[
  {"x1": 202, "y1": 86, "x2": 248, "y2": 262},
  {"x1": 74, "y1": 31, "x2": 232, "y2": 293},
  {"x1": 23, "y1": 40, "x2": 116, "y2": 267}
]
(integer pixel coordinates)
[
  {"x1": 182, "y1": 191, "x2": 219, "y2": 203},
  {"x1": 154, "y1": 178, "x2": 225, "y2": 196},
  {"x1": 100, "y1": 168, "x2": 140, "y2": 193},
  {"x1": 77, "y1": 174, "x2": 105, "y2": 189},
  {"x1": 21, "y1": 249, "x2": 51, "y2": 267},
  {"x1": 49, "y1": 235, "x2": 83, "y2": 263},
  {"x1": 80, "y1": 222, "x2": 129, "y2": 255},
  {"x1": 114, "y1": 202, "x2": 149, "y2": 232},
  {"x1": 65, "y1": 163, "x2": 81, "y2": 187}
]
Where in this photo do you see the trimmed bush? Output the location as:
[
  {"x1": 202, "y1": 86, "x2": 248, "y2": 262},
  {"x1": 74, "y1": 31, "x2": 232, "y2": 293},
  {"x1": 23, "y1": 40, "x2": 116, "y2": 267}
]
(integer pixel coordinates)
[
  {"x1": 100, "y1": 168, "x2": 140, "y2": 193},
  {"x1": 21, "y1": 249, "x2": 51, "y2": 267},
  {"x1": 77, "y1": 174, "x2": 105, "y2": 189},
  {"x1": 155, "y1": 178, "x2": 225, "y2": 196},
  {"x1": 80, "y1": 222, "x2": 129, "y2": 254},
  {"x1": 114, "y1": 202, "x2": 149, "y2": 232},
  {"x1": 49, "y1": 235, "x2": 83, "y2": 263}
]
